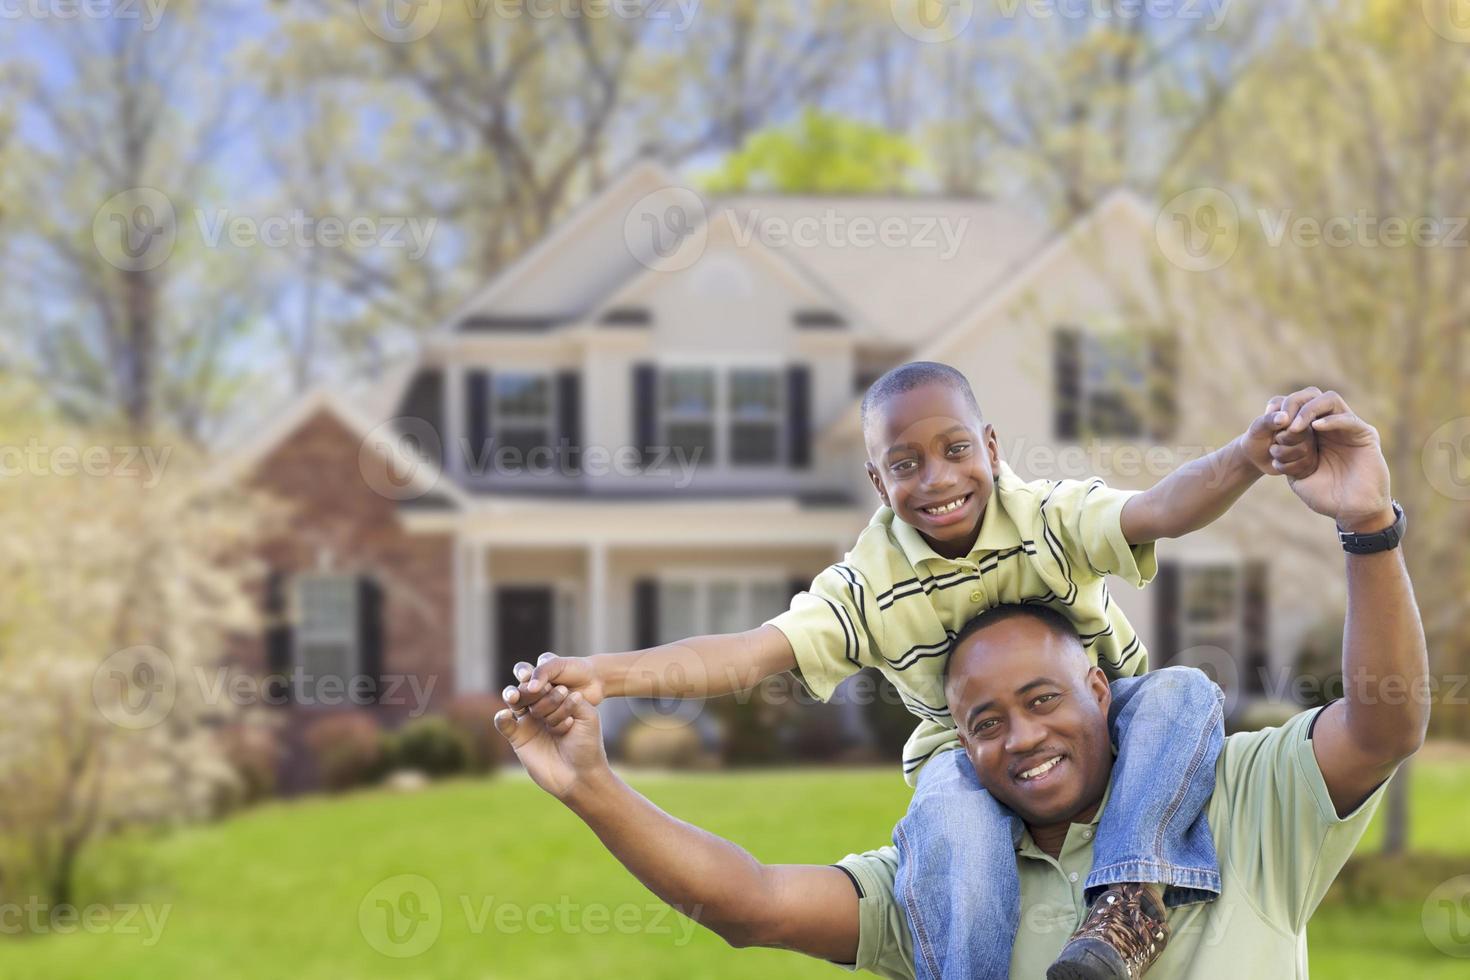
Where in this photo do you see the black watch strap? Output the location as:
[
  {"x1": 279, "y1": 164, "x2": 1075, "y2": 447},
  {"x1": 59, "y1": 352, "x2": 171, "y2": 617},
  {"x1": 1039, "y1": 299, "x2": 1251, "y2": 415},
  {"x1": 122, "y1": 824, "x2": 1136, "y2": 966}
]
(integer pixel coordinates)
[{"x1": 1337, "y1": 500, "x2": 1405, "y2": 554}]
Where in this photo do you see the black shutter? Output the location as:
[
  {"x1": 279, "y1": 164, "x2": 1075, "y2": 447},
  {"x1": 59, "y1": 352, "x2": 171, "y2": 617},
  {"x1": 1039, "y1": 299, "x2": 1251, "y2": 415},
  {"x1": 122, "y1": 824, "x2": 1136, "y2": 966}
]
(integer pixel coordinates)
[
  {"x1": 1149, "y1": 333, "x2": 1180, "y2": 441},
  {"x1": 787, "y1": 365, "x2": 812, "y2": 469},
  {"x1": 467, "y1": 369, "x2": 490, "y2": 479},
  {"x1": 1153, "y1": 561, "x2": 1179, "y2": 672},
  {"x1": 358, "y1": 576, "x2": 385, "y2": 705},
  {"x1": 1240, "y1": 561, "x2": 1268, "y2": 696},
  {"x1": 1054, "y1": 326, "x2": 1082, "y2": 440},
  {"x1": 633, "y1": 364, "x2": 657, "y2": 466},
  {"x1": 264, "y1": 570, "x2": 292, "y2": 705},
  {"x1": 633, "y1": 578, "x2": 660, "y2": 649},
  {"x1": 556, "y1": 371, "x2": 582, "y2": 475}
]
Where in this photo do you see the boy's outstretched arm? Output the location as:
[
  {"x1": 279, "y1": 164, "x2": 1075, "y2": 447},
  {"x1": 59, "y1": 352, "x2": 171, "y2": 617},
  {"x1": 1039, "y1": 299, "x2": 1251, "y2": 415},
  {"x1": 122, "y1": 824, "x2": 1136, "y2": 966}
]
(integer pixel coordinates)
[
  {"x1": 1120, "y1": 386, "x2": 1327, "y2": 544},
  {"x1": 506, "y1": 624, "x2": 797, "y2": 710}
]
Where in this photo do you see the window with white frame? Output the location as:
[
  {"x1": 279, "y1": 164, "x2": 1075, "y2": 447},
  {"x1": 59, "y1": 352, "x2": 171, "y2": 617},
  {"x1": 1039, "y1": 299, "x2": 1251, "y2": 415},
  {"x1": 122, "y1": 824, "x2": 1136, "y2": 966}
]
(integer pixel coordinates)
[
  {"x1": 1079, "y1": 333, "x2": 1148, "y2": 438},
  {"x1": 729, "y1": 369, "x2": 782, "y2": 465},
  {"x1": 295, "y1": 575, "x2": 359, "y2": 694},
  {"x1": 493, "y1": 373, "x2": 555, "y2": 462},
  {"x1": 658, "y1": 578, "x2": 791, "y2": 643},
  {"x1": 1178, "y1": 565, "x2": 1242, "y2": 654},
  {"x1": 658, "y1": 367, "x2": 783, "y2": 467},
  {"x1": 660, "y1": 368, "x2": 717, "y2": 466}
]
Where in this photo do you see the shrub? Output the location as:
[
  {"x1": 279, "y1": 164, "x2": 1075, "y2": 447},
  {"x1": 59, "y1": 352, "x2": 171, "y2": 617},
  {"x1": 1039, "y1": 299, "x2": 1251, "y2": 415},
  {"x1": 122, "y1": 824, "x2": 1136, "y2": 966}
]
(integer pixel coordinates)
[
  {"x1": 382, "y1": 715, "x2": 469, "y2": 779},
  {"x1": 304, "y1": 713, "x2": 383, "y2": 792},
  {"x1": 218, "y1": 717, "x2": 283, "y2": 809},
  {"x1": 445, "y1": 694, "x2": 511, "y2": 773},
  {"x1": 620, "y1": 720, "x2": 711, "y2": 769}
]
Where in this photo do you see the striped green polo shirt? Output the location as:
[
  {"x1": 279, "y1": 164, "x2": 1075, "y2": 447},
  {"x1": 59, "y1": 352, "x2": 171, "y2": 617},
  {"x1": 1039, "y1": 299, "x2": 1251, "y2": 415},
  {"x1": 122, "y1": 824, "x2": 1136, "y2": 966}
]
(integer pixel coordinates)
[
  {"x1": 834, "y1": 708, "x2": 1387, "y2": 979},
  {"x1": 767, "y1": 461, "x2": 1155, "y2": 785}
]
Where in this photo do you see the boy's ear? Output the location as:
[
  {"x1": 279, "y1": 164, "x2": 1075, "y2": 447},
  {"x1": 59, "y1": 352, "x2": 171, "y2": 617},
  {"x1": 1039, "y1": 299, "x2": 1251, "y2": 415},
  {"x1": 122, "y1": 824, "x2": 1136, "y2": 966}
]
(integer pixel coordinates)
[
  {"x1": 983, "y1": 423, "x2": 1002, "y2": 470},
  {"x1": 864, "y1": 461, "x2": 890, "y2": 506}
]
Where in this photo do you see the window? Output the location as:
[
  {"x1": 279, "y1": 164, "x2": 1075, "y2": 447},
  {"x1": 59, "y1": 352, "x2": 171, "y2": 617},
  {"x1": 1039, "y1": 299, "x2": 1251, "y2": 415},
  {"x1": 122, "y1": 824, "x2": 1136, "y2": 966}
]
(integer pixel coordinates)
[
  {"x1": 1055, "y1": 328, "x2": 1176, "y2": 440},
  {"x1": 1080, "y1": 334, "x2": 1147, "y2": 437},
  {"x1": 295, "y1": 575, "x2": 359, "y2": 695},
  {"x1": 657, "y1": 367, "x2": 784, "y2": 467},
  {"x1": 729, "y1": 370, "x2": 782, "y2": 465},
  {"x1": 657, "y1": 578, "x2": 791, "y2": 643},
  {"x1": 660, "y1": 368, "x2": 716, "y2": 465},
  {"x1": 1179, "y1": 565, "x2": 1242, "y2": 655},
  {"x1": 493, "y1": 373, "x2": 554, "y2": 462}
]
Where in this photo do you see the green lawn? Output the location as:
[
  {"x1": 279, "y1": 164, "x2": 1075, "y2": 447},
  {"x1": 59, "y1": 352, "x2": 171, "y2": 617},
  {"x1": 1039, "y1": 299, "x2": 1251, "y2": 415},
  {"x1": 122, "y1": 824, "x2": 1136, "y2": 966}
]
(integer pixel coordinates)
[{"x1": 2, "y1": 759, "x2": 1468, "y2": 980}]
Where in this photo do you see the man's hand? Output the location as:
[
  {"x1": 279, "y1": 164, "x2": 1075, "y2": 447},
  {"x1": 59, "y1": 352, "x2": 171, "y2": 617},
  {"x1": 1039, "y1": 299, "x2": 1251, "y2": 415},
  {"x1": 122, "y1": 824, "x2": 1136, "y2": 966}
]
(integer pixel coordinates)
[
  {"x1": 1242, "y1": 388, "x2": 1322, "y2": 479},
  {"x1": 494, "y1": 684, "x2": 609, "y2": 802},
  {"x1": 1278, "y1": 390, "x2": 1393, "y2": 531},
  {"x1": 503, "y1": 652, "x2": 605, "y2": 714}
]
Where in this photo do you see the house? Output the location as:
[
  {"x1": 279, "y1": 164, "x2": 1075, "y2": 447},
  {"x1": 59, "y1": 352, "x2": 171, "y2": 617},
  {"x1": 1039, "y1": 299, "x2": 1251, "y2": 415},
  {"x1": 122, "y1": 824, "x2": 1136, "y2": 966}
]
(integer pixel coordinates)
[{"x1": 228, "y1": 161, "x2": 1340, "y2": 787}]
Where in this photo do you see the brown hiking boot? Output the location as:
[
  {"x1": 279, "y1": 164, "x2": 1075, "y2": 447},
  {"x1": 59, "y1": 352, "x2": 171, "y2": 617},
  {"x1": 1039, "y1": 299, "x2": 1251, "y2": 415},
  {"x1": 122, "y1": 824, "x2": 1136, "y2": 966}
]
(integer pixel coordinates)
[{"x1": 1046, "y1": 883, "x2": 1170, "y2": 980}]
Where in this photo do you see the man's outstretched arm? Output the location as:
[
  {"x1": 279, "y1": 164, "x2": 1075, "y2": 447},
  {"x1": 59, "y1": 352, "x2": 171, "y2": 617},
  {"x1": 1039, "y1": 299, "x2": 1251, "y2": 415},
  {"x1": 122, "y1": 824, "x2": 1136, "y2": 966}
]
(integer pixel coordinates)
[
  {"x1": 494, "y1": 687, "x2": 862, "y2": 961},
  {"x1": 1276, "y1": 391, "x2": 1429, "y2": 815}
]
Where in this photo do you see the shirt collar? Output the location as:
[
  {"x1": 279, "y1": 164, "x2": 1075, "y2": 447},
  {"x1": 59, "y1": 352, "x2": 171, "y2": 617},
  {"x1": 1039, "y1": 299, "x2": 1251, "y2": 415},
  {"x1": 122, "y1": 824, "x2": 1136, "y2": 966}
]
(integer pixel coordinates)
[
  {"x1": 1015, "y1": 766, "x2": 1114, "y2": 858},
  {"x1": 888, "y1": 461, "x2": 1026, "y2": 569}
]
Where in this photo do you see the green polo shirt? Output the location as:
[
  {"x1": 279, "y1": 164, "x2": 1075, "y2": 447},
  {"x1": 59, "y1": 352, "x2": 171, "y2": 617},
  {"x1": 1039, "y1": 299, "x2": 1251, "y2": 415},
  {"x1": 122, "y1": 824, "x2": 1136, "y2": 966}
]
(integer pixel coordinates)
[
  {"x1": 834, "y1": 709, "x2": 1388, "y2": 979},
  {"x1": 767, "y1": 462, "x2": 1156, "y2": 785}
]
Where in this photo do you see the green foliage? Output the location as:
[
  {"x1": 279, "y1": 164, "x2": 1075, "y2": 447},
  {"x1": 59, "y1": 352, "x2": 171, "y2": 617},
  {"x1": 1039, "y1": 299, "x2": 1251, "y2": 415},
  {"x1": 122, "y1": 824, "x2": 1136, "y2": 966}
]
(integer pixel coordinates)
[
  {"x1": 702, "y1": 110, "x2": 922, "y2": 194},
  {"x1": 3, "y1": 760, "x2": 1468, "y2": 977},
  {"x1": 380, "y1": 715, "x2": 470, "y2": 779}
]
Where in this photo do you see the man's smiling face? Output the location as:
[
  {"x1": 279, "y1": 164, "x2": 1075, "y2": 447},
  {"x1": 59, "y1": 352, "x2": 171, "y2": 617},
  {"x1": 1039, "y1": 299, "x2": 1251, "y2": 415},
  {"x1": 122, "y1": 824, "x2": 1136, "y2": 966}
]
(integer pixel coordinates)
[
  {"x1": 863, "y1": 382, "x2": 1001, "y2": 559},
  {"x1": 944, "y1": 611, "x2": 1115, "y2": 829}
]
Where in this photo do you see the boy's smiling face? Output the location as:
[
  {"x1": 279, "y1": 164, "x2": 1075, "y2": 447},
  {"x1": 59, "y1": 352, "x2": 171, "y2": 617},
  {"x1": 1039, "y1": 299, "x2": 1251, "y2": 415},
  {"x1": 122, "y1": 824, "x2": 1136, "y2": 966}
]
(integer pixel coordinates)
[{"x1": 863, "y1": 381, "x2": 1001, "y2": 559}]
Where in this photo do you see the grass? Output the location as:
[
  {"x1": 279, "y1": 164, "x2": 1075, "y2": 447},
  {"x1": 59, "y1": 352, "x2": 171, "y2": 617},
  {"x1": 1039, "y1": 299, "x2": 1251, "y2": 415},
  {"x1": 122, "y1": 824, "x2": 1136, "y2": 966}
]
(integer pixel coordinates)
[{"x1": 2, "y1": 755, "x2": 1468, "y2": 979}]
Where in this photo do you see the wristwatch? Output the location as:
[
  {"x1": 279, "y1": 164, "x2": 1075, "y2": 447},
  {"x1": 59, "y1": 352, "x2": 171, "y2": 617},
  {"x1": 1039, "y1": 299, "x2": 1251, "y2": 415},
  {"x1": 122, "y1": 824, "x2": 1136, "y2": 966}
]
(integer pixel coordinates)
[{"x1": 1337, "y1": 500, "x2": 1406, "y2": 554}]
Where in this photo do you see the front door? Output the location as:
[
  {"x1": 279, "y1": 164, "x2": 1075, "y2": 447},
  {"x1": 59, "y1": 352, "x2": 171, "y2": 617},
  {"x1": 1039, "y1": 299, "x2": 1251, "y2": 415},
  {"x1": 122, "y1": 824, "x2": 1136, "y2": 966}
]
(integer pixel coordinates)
[{"x1": 496, "y1": 586, "x2": 555, "y2": 676}]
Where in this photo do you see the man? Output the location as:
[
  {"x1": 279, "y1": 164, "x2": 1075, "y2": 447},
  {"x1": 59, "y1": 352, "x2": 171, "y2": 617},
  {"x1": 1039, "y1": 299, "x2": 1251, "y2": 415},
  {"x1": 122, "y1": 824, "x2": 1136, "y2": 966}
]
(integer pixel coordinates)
[{"x1": 495, "y1": 390, "x2": 1427, "y2": 979}]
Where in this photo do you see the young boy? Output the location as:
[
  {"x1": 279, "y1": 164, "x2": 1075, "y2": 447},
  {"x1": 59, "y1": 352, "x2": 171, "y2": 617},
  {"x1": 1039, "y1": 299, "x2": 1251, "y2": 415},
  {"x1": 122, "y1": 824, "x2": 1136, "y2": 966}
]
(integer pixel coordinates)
[{"x1": 507, "y1": 362, "x2": 1321, "y2": 980}]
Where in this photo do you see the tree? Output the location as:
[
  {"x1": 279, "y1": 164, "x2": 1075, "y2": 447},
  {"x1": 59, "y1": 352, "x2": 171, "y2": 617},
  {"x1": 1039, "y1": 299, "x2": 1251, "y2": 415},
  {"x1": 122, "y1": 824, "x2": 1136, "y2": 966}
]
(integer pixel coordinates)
[
  {"x1": 0, "y1": 382, "x2": 273, "y2": 912},
  {"x1": 1152, "y1": 0, "x2": 1470, "y2": 853},
  {"x1": 702, "y1": 109, "x2": 923, "y2": 193}
]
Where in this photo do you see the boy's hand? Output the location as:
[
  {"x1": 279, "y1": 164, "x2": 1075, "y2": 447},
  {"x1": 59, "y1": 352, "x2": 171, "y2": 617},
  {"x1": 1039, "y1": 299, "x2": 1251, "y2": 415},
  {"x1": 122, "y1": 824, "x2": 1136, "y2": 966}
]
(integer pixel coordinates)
[
  {"x1": 1242, "y1": 388, "x2": 1321, "y2": 479},
  {"x1": 503, "y1": 652, "x2": 605, "y2": 712}
]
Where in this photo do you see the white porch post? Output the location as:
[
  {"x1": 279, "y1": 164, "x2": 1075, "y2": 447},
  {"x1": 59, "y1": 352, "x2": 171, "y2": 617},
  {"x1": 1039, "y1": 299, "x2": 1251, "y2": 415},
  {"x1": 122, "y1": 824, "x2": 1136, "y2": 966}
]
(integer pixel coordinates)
[{"x1": 587, "y1": 541, "x2": 609, "y2": 656}]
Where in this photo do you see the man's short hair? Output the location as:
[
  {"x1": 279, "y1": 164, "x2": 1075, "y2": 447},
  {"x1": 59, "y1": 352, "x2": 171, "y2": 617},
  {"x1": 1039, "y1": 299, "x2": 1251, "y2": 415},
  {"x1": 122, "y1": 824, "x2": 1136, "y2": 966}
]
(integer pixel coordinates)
[
  {"x1": 860, "y1": 361, "x2": 984, "y2": 434},
  {"x1": 944, "y1": 604, "x2": 1083, "y2": 683}
]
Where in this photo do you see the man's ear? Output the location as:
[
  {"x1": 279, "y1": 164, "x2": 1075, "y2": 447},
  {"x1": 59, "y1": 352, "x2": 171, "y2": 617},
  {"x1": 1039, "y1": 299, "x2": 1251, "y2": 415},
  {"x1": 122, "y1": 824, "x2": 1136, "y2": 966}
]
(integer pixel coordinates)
[
  {"x1": 865, "y1": 461, "x2": 890, "y2": 506},
  {"x1": 1086, "y1": 665, "x2": 1112, "y2": 714},
  {"x1": 982, "y1": 423, "x2": 1002, "y2": 471}
]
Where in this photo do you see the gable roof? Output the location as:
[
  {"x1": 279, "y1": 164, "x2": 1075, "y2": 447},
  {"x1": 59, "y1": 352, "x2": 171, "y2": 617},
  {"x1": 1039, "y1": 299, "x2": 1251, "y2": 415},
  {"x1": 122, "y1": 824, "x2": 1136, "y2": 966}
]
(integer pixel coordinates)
[
  {"x1": 434, "y1": 158, "x2": 686, "y2": 331},
  {"x1": 819, "y1": 188, "x2": 1160, "y2": 442},
  {"x1": 715, "y1": 194, "x2": 1049, "y2": 346},
  {"x1": 214, "y1": 386, "x2": 469, "y2": 510}
]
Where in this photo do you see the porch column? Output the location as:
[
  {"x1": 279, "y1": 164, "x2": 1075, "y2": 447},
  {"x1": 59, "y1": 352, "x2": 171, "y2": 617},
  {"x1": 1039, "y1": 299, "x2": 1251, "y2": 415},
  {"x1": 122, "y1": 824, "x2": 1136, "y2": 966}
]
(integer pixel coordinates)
[{"x1": 587, "y1": 541, "x2": 609, "y2": 656}]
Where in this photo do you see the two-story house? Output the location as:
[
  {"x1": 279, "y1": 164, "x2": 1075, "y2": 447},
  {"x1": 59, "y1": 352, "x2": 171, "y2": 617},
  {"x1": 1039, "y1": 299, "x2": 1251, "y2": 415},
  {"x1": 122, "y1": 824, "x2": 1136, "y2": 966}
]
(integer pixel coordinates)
[{"x1": 228, "y1": 161, "x2": 1338, "y2": 786}]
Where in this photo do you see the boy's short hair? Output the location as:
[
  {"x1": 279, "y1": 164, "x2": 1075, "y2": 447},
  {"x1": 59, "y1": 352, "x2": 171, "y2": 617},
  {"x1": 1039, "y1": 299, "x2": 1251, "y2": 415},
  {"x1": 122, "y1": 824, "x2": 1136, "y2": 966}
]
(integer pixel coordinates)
[
  {"x1": 943, "y1": 604, "x2": 1083, "y2": 683},
  {"x1": 860, "y1": 361, "x2": 984, "y2": 435}
]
